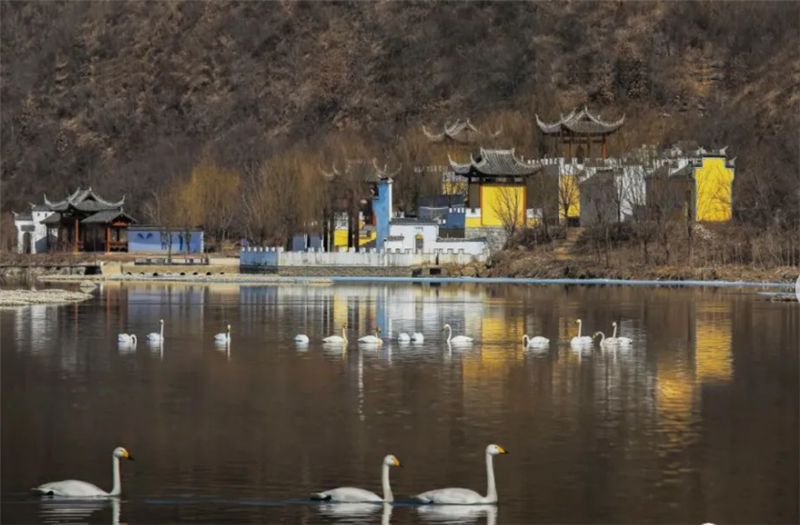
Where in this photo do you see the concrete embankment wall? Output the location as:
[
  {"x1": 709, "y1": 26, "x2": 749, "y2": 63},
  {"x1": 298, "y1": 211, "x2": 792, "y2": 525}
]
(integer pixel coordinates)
[{"x1": 240, "y1": 247, "x2": 489, "y2": 275}]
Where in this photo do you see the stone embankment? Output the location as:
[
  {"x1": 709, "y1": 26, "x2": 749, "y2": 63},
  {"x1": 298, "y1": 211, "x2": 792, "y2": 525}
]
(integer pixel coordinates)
[
  {"x1": 39, "y1": 273, "x2": 333, "y2": 285},
  {"x1": 0, "y1": 289, "x2": 94, "y2": 306}
]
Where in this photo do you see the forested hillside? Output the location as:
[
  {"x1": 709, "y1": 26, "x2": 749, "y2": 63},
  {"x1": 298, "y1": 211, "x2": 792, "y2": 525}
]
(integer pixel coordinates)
[{"x1": 2, "y1": 1, "x2": 798, "y2": 246}]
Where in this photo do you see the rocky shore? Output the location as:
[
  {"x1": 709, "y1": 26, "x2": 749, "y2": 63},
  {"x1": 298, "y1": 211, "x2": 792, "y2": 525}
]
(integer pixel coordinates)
[{"x1": 0, "y1": 288, "x2": 94, "y2": 306}]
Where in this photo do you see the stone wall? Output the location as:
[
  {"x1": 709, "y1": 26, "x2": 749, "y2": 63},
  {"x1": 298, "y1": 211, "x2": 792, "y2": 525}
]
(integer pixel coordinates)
[
  {"x1": 240, "y1": 246, "x2": 490, "y2": 273},
  {"x1": 466, "y1": 227, "x2": 507, "y2": 251}
]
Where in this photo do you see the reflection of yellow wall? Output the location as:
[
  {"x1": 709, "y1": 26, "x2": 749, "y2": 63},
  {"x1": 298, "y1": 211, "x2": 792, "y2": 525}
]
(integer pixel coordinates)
[
  {"x1": 334, "y1": 295, "x2": 348, "y2": 328},
  {"x1": 656, "y1": 365, "x2": 696, "y2": 449},
  {"x1": 558, "y1": 174, "x2": 580, "y2": 220},
  {"x1": 695, "y1": 302, "x2": 732, "y2": 383},
  {"x1": 481, "y1": 184, "x2": 525, "y2": 227},
  {"x1": 694, "y1": 158, "x2": 734, "y2": 222}
]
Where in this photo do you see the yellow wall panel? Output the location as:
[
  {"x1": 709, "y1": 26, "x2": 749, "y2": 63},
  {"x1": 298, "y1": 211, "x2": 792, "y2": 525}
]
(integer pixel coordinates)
[
  {"x1": 481, "y1": 184, "x2": 525, "y2": 227},
  {"x1": 558, "y1": 174, "x2": 580, "y2": 220},
  {"x1": 694, "y1": 158, "x2": 734, "y2": 222}
]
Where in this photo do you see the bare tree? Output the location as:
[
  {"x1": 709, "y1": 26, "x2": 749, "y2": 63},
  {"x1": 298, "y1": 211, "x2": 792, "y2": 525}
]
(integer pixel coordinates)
[{"x1": 493, "y1": 184, "x2": 526, "y2": 244}]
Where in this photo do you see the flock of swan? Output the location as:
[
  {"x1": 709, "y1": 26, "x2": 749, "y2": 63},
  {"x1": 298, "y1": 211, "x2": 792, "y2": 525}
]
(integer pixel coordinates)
[
  {"x1": 119, "y1": 318, "x2": 632, "y2": 353},
  {"x1": 295, "y1": 319, "x2": 632, "y2": 350},
  {"x1": 33, "y1": 445, "x2": 508, "y2": 506}
]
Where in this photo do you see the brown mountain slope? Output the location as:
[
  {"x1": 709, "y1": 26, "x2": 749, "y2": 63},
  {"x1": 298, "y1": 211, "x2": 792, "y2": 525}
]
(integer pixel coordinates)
[{"x1": 1, "y1": 1, "x2": 798, "y2": 225}]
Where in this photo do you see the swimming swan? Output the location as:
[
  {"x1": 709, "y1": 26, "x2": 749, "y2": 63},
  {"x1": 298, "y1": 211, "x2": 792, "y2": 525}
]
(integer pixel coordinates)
[
  {"x1": 311, "y1": 454, "x2": 402, "y2": 503},
  {"x1": 33, "y1": 447, "x2": 134, "y2": 498},
  {"x1": 397, "y1": 332, "x2": 411, "y2": 343},
  {"x1": 414, "y1": 444, "x2": 508, "y2": 504},
  {"x1": 359, "y1": 328, "x2": 383, "y2": 345},
  {"x1": 146, "y1": 319, "x2": 164, "y2": 343},
  {"x1": 323, "y1": 323, "x2": 348, "y2": 344},
  {"x1": 570, "y1": 319, "x2": 593, "y2": 346},
  {"x1": 522, "y1": 333, "x2": 549, "y2": 347},
  {"x1": 443, "y1": 324, "x2": 473, "y2": 345},
  {"x1": 294, "y1": 334, "x2": 310, "y2": 344},
  {"x1": 612, "y1": 322, "x2": 632, "y2": 345},
  {"x1": 411, "y1": 332, "x2": 425, "y2": 344},
  {"x1": 117, "y1": 334, "x2": 137, "y2": 345},
  {"x1": 215, "y1": 324, "x2": 231, "y2": 343},
  {"x1": 593, "y1": 331, "x2": 617, "y2": 347}
]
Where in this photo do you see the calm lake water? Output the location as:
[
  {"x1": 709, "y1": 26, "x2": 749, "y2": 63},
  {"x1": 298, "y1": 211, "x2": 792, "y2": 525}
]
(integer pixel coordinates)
[{"x1": 2, "y1": 282, "x2": 798, "y2": 524}]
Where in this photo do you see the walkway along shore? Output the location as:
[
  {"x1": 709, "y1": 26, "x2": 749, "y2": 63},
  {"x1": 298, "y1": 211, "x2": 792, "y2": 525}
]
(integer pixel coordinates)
[{"x1": 38, "y1": 272, "x2": 796, "y2": 291}]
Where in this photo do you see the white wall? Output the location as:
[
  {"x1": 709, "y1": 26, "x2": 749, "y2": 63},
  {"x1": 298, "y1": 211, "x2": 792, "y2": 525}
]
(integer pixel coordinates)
[
  {"x1": 14, "y1": 211, "x2": 56, "y2": 254},
  {"x1": 241, "y1": 246, "x2": 490, "y2": 268}
]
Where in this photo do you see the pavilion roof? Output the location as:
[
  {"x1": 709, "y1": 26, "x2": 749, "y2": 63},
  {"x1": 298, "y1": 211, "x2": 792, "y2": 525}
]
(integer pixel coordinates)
[
  {"x1": 449, "y1": 148, "x2": 539, "y2": 177},
  {"x1": 81, "y1": 210, "x2": 137, "y2": 224},
  {"x1": 320, "y1": 158, "x2": 400, "y2": 183},
  {"x1": 43, "y1": 187, "x2": 125, "y2": 211},
  {"x1": 422, "y1": 119, "x2": 502, "y2": 144},
  {"x1": 536, "y1": 106, "x2": 625, "y2": 136}
]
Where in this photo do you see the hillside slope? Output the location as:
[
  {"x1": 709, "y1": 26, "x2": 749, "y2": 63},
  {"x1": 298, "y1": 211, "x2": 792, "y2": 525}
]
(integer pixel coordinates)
[{"x1": 1, "y1": 1, "x2": 798, "y2": 225}]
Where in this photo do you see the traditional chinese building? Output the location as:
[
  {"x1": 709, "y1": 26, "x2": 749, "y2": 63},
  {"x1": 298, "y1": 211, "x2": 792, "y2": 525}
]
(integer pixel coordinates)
[
  {"x1": 448, "y1": 149, "x2": 540, "y2": 242},
  {"x1": 536, "y1": 106, "x2": 625, "y2": 160},
  {"x1": 13, "y1": 188, "x2": 136, "y2": 254}
]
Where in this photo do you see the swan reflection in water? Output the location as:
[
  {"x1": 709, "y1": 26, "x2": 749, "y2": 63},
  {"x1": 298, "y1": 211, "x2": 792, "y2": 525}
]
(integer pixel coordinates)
[
  {"x1": 317, "y1": 502, "x2": 392, "y2": 524},
  {"x1": 40, "y1": 497, "x2": 120, "y2": 525},
  {"x1": 214, "y1": 339, "x2": 231, "y2": 361},
  {"x1": 416, "y1": 503, "x2": 497, "y2": 525}
]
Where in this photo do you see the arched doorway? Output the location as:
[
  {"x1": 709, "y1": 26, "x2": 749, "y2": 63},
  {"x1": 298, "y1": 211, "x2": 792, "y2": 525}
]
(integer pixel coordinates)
[
  {"x1": 415, "y1": 233, "x2": 424, "y2": 251},
  {"x1": 22, "y1": 232, "x2": 32, "y2": 254}
]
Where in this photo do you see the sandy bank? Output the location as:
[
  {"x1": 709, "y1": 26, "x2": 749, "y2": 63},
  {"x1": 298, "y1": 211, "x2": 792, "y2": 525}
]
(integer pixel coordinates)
[{"x1": 0, "y1": 289, "x2": 94, "y2": 306}]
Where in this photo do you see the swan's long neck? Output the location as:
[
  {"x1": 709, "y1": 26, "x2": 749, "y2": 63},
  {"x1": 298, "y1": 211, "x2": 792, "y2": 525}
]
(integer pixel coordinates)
[
  {"x1": 485, "y1": 452, "x2": 497, "y2": 503},
  {"x1": 577, "y1": 320, "x2": 582, "y2": 338},
  {"x1": 597, "y1": 332, "x2": 605, "y2": 343},
  {"x1": 160, "y1": 323, "x2": 164, "y2": 339},
  {"x1": 131, "y1": 335, "x2": 137, "y2": 345},
  {"x1": 381, "y1": 463, "x2": 393, "y2": 502},
  {"x1": 612, "y1": 324, "x2": 617, "y2": 338},
  {"x1": 343, "y1": 326, "x2": 348, "y2": 344},
  {"x1": 110, "y1": 456, "x2": 121, "y2": 496},
  {"x1": 522, "y1": 335, "x2": 529, "y2": 346},
  {"x1": 446, "y1": 326, "x2": 452, "y2": 343}
]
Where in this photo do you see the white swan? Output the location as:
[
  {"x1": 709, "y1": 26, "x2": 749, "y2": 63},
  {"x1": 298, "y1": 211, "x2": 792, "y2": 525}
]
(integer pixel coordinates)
[
  {"x1": 523, "y1": 333, "x2": 549, "y2": 347},
  {"x1": 117, "y1": 334, "x2": 137, "y2": 345},
  {"x1": 294, "y1": 334, "x2": 310, "y2": 344},
  {"x1": 311, "y1": 454, "x2": 401, "y2": 503},
  {"x1": 612, "y1": 322, "x2": 633, "y2": 346},
  {"x1": 146, "y1": 319, "x2": 164, "y2": 343},
  {"x1": 570, "y1": 319, "x2": 593, "y2": 346},
  {"x1": 593, "y1": 331, "x2": 618, "y2": 348},
  {"x1": 443, "y1": 324, "x2": 473, "y2": 345},
  {"x1": 414, "y1": 444, "x2": 508, "y2": 504},
  {"x1": 358, "y1": 328, "x2": 383, "y2": 346},
  {"x1": 323, "y1": 323, "x2": 348, "y2": 344},
  {"x1": 33, "y1": 447, "x2": 134, "y2": 498},
  {"x1": 397, "y1": 332, "x2": 411, "y2": 343},
  {"x1": 214, "y1": 324, "x2": 231, "y2": 342},
  {"x1": 411, "y1": 332, "x2": 424, "y2": 344}
]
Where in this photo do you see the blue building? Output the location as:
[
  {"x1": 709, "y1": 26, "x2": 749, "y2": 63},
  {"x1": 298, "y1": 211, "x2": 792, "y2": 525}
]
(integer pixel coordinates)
[{"x1": 127, "y1": 226, "x2": 204, "y2": 254}]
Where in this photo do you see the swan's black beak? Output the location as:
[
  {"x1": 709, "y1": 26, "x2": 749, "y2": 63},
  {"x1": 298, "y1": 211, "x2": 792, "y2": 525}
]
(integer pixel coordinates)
[{"x1": 127, "y1": 454, "x2": 135, "y2": 461}]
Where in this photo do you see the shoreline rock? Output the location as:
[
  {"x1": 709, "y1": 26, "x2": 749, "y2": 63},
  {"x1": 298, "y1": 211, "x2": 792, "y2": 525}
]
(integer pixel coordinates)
[{"x1": 0, "y1": 289, "x2": 94, "y2": 307}]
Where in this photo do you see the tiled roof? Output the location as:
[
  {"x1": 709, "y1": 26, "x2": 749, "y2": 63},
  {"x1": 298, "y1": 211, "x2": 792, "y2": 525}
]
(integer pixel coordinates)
[
  {"x1": 390, "y1": 218, "x2": 439, "y2": 225},
  {"x1": 449, "y1": 149, "x2": 539, "y2": 177},
  {"x1": 41, "y1": 213, "x2": 63, "y2": 224},
  {"x1": 81, "y1": 210, "x2": 137, "y2": 224},
  {"x1": 43, "y1": 187, "x2": 125, "y2": 210},
  {"x1": 423, "y1": 119, "x2": 502, "y2": 144},
  {"x1": 536, "y1": 106, "x2": 624, "y2": 136}
]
